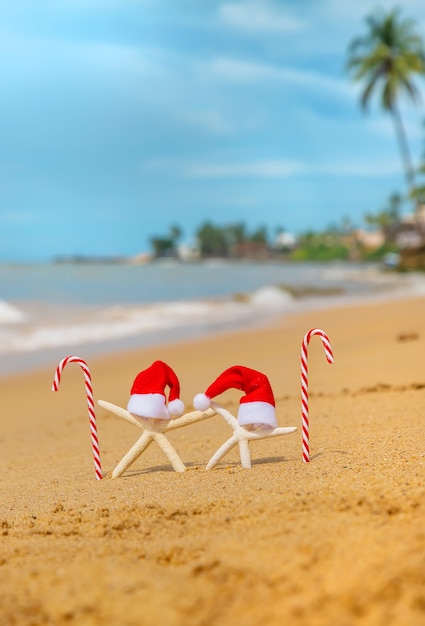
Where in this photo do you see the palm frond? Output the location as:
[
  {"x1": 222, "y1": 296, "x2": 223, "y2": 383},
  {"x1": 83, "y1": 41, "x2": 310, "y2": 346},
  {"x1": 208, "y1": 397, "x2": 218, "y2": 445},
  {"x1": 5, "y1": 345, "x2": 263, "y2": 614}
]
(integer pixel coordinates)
[
  {"x1": 345, "y1": 6, "x2": 425, "y2": 192},
  {"x1": 346, "y1": 6, "x2": 425, "y2": 111}
]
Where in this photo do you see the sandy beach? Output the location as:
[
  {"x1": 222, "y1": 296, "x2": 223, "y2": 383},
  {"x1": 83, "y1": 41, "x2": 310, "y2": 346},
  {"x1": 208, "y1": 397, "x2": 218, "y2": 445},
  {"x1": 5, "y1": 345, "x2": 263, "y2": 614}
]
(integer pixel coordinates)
[{"x1": 1, "y1": 294, "x2": 425, "y2": 625}]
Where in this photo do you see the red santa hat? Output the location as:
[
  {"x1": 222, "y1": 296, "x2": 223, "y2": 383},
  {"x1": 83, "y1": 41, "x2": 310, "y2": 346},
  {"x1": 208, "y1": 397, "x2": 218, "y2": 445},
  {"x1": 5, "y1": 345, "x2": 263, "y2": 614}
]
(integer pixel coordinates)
[
  {"x1": 193, "y1": 365, "x2": 278, "y2": 428},
  {"x1": 127, "y1": 360, "x2": 185, "y2": 419}
]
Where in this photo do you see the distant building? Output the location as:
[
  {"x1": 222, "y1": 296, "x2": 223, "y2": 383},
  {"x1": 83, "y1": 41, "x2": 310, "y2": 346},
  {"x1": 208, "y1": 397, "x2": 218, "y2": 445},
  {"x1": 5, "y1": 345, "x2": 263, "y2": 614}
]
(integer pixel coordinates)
[
  {"x1": 273, "y1": 231, "x2": 297, "y2": 250},
  {"x1": 231, "y1": 240, "x2": 270, "y2": 259},
  {"x1": 391, "y1": 207, "x2": 425, "y2": 250},
  {"x1": 395, "y1": 228, "x2": 423, "y2": 249},
  {"x1": 177, "y1": 242, "x2": 201, "y2": 261},
  {"x1": 354, "y1": 229, "x2": 385, "y2": 250}
]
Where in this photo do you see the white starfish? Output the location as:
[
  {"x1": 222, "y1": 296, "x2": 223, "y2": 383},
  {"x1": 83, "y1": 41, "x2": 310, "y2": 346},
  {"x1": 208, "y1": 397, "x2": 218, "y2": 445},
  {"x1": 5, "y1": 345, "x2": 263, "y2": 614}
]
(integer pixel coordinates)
[
  {"x1": 98, "y1": 400, "x2": 216, "y2": 478},
  {"x1": 206, "y1": 401, "x2": 297, "y2": 470}
]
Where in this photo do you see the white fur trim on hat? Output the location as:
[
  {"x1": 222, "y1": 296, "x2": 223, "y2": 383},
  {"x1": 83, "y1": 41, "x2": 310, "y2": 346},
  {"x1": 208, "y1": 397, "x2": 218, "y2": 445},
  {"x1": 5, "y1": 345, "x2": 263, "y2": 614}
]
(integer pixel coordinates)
[
  {"x1": 168, "y1": 398, "x2": 185, "y2": 416},
  {"x1": 193, "y1": 393, "x2": 211, "y2": 411},
  {"x1": 237, "y1": 401, "x2": 278, "y2": 428},
  {"x1": 127, "y1": 393, "x2": 170, "y2": 420}
]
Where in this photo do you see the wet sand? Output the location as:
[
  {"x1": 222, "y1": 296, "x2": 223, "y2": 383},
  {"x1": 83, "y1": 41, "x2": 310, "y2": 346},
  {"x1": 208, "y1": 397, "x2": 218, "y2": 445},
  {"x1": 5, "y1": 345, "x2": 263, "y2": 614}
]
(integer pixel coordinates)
[{"x1": 1, "y1": 295, "x2": 424, "y2": 625}]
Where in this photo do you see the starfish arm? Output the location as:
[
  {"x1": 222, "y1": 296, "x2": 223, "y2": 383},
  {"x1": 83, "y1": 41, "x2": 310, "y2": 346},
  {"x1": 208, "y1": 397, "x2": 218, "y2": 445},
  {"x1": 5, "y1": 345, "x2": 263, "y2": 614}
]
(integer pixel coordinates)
[
  {"x1": 166, "y1": 407, "x2": 216, "y2": 431},
  {"x1": 111, "y1": 431, "x2": 153, "y2": 478},
  {"x1": 206, "y1": 435, "x2": 239, "y2": 470},
  {"x1": 99, "y1": 400, "x2": 216, "y2": 433},
  {"x1": 152, "y1": 433, "x2": 186, "y2": 472},
  {"x1": 238, "y1": 439, "x2": 252, "y2": 468},
  {"x1": 211, "y1": 402, "x2": 239, "y2": 429},
  {"x1": 270, "y1": 426, "x2": 297, "y2": 436},
  {"x1": 98, "y1": 399, "x2": 142, "y2": 429},
  {"x1": 252, "y1": 426, "x2": 298, "y2": 440}
]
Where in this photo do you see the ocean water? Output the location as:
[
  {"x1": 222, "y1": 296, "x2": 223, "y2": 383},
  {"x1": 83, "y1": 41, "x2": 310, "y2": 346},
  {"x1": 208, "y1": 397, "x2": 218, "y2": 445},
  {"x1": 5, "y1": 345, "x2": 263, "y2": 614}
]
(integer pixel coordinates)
[{"x1": 1, "y1": 260, "x2": 424, "y2": 376}]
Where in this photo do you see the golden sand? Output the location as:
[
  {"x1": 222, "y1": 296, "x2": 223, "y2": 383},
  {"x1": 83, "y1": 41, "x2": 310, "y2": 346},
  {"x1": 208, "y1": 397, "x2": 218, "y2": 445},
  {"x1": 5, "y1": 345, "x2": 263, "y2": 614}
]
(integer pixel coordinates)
[{"x1": 1, "y1": 296, "x2": 424, "y2": 625}]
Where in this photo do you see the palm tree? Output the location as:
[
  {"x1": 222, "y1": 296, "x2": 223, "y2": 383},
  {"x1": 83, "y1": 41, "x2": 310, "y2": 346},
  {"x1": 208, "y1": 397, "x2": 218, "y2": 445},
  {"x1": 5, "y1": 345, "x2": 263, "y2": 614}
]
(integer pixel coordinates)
[{"x1": 346, "y1": 7, "x2": 425, "y2": 194}]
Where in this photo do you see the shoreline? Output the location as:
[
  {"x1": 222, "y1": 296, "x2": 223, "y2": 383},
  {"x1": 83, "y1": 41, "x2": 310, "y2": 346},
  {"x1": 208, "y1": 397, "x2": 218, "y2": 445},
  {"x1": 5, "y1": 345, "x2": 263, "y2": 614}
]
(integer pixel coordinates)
[
  {"x1": 1, "y1": 292, "x2": 425, "y2": 625},
  {"x1": 1, "y1": 277, "x2": 425, "y2": 379},
  {"x1": 1, "y1": 260, "x2": 425, "y2": 372}
]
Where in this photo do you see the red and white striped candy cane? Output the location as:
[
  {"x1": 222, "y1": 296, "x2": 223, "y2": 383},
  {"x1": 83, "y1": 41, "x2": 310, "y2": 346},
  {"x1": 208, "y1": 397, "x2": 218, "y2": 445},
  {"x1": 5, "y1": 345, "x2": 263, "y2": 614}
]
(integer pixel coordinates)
[
  {"x1": 301, "y1": 329, "x2": 334, "y2": 463},
  {"x1": 52, "y1": 356, "x2": 102, "y2": 480}
]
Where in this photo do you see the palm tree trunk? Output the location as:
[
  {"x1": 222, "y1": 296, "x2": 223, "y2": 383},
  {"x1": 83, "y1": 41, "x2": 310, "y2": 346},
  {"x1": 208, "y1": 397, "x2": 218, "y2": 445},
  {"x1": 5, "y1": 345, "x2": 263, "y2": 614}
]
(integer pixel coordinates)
[{"x1": 390, "y1": 103, "x2": 416, "y2": 196}]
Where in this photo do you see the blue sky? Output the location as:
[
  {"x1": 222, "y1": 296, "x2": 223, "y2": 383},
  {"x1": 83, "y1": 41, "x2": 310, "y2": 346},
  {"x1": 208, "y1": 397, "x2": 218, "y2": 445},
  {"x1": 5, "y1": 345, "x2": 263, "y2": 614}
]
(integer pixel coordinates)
[{"x1": 2, "y1": 0, "x2": 425, "y2": 262}]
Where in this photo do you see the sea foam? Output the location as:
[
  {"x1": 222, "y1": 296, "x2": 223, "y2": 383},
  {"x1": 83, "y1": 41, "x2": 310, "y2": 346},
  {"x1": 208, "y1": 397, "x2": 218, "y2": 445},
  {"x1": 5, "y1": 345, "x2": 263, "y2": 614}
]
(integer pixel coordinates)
[
  {"x1": 0, "y1": 300, "x2": 27, "y2": 323},
  {"x1": 0, "y1": 287, "x2": 294, "y2": 356}
]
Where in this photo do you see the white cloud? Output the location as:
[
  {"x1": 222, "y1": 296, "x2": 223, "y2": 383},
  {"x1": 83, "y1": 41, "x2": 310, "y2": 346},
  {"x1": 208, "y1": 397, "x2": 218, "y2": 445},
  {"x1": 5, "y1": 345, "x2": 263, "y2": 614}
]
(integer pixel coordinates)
[
  {"x1": 311, "y1": 159, "x2": 402, "y2": 178},
  {"x1": 179, "y1": 110, "x2": 235, "y2": 135},
  {"x1": 210, "y1": 57, "x2": 281, "y2": 81},
  {"x1": 79, "y1": 41, "x2": 158, "y2": 75},
  {"x1": 352, "y1": 109, "x2": 424, "y2": 146},
  {"x1": 324, "y1": 0, "x2": 425, "y2": 21},
  {"x1": 27, "y1": 0, "x2": 148, "y2": 10},
  {"x1": 219, "y1": 1, "x2": 308, "y2": 33},
  {"x1": 187, "y1": 158, "x2": 404, "y2": 180},
  {"x1": 140, "y1": 157, "x2": 304, "y2": 178},
  {"x1": 0, "y1": 28, "x2": 162, "y2": 80},
  {"x1": 185, "y1": 160, "x2": 304, "y2": 179},
  {"x1": 141, "y1": 155, "x2": 403, "y2": 180},
  {"x1": 209, "y1": 56, "x2": 352, "y2": 97}
]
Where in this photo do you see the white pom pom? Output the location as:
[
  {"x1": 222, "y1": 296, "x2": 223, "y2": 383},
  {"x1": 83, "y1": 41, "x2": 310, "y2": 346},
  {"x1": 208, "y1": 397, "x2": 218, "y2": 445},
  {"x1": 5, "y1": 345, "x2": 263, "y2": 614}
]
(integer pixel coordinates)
[
  {"x1": 193, "y1": 393, "x2": 211, "y2": 411},
  {"x1": 168, "y1": 398, "x2": 185, "y2": 416}
]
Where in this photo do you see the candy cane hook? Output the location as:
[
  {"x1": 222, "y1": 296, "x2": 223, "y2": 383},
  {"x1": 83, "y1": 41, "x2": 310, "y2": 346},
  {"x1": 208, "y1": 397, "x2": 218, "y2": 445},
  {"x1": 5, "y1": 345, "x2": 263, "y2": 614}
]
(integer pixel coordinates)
[
  {"x1": 301, "y1": 329, "x2": 334, "y2": 463},
  {"x1": 52, "y1": 356, "x2": 102, "y2": 480}
]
